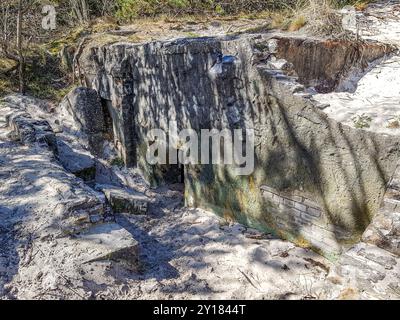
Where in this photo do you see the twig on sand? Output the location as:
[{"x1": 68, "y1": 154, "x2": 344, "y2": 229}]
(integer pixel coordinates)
[
  {"x1": 57, "y1": 272, "x2": 86, "y2": 299},
  {"x1": 237, "y1": 268, "x2": 261, "y2": 291},
  {"x1": 32, "y1": 290, "x2": 63, "y2": 300},
  {"x1": 303, "y1": 258, "x2": 330, "y2": 274}
]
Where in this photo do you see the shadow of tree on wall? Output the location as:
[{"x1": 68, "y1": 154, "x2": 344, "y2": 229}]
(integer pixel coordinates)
[
  {"x1": 247, "y1": 72, "x2": 399, "y2": 249},
  {"x1": 176, "y1": 37, "x2": 399, "y2": 253},
  {"x1": 84, "y1": 34, "x2": 400, "y2": 256}
]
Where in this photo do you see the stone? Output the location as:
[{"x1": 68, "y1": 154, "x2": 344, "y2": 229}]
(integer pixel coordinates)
[
  {"x1": 8, "y1": 112, "x2": 57, "y2": 152},
  {"x1": 362, "y1": 166, "x2": 400, "y2": 257},
  {"x1": 363, "y1": 221, "x2": 400, "y2": 257},
  {"x1": 73, "y1": 222, "x2": 139, "y2": 271},
  {"x1": 266, "y1": 57, "x2": 296, "y2": 75},
  {"x1": 0, "y1": 101, "x2": 106, "y2": 237},
  {"x1": 96, "y1": 184, "x2": 149, "y2": 215},
  {"x1": 56, "y1": 140, "x2": 96, "y2": 182},
  {"x1": 57, "y1": 198, "x2": 106, "y2": 235},
  {"x1": 336, "y1": 243, "x2": 400, "y2": 298}
]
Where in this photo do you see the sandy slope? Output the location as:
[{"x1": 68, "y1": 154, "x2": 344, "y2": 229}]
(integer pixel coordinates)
[{"x1": 313, "y1": 2, "x2": 400, "y2": 136}]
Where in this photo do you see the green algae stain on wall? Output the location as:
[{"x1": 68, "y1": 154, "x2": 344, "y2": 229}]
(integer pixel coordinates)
[{"x1": 184, "y1": 164, "x2": 276, "y2": 232}]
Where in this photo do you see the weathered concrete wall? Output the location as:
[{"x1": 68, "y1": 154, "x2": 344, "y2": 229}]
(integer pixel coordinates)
[
  {"x1": 79, "y1": 34, "x2": 400, "y2": 258},
  {"x1": 59, "y1": 87, "x2": 106, "y2": 156}
]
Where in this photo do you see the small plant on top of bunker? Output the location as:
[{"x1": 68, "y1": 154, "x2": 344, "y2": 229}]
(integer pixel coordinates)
[
  {"x1": 110, "y1": 157, "x2": 125, "y2": 167},
  {"x1": 387, "y1": 115, "x2": 400, "y2": 129},
  {"x1": 352, "y1": 113, "x2": 372, "y2": 129}
]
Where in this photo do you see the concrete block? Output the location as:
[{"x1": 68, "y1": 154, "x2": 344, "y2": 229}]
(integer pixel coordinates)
[
  {"x1": 383, "y1": 198, "x2": 399, "y2": 212},
  {"x1": 74, "y1": 223, "x2": 139, "y2": 271},
  {"x1": 283, "y1": 198, "x2": 295, "y2": 208},
  {"x1": 303, "y1": 198, "x2": 321, "y2": 210},
  {"x1": 307, "y1": 207, "x2": 322, "y2": 218},
  {"x1": 96, "y1": 184, "x2": 149, "y2": 215},
  {"x1": 294, "y1": 202, "x2": 307, "y2": 212},
  {"x1": 260, "y1": 185, "x2": 278, "y2": 194}
]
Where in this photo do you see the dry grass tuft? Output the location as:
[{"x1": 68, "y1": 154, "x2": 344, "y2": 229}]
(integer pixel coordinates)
[
  {"x1": 296, "y1": 0, "x2": 345, "y2": 36},
  {"x1": 288, "y1": 15, "x2": 307, "y2": 31}
]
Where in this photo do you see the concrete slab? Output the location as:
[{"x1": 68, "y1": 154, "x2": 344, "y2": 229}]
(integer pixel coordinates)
[
  {"x1": 74, "y1": 222, "x2": 139, "y2": 271},
  {"x1": 96, "y1": 184, "x2": 149, "y2": 215}
]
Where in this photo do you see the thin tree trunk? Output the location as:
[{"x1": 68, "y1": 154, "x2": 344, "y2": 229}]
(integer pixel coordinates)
[
  {"x1": 70, "y1": 0, "x2": 89, "y2": 24},
  {"x1": 16, "y1": 0, "x2": 25, "y2": 95},
  {"x1": 2, "y1": 4, "x2": 9, "y2": 44},
  {"x1": 81, "y1": 0, "x2": 88, "y2": 22}
]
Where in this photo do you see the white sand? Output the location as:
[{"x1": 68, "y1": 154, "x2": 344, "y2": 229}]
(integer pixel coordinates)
[
  {"x1": 313, "y1": 2, "x2": 400, "y2": 135},
  {"x1": 313, "y1": 56, "x2": 400, "y2": 135}
]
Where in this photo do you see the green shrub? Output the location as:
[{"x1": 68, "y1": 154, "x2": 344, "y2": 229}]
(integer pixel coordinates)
[
  {"x1": 352, "y1": 114, "x2": 372, "y2": 129},
  {"x1": 113, "y1": 0, "x2": 368, "y2": 21},
  {"x1": 116, "y1": 0, "x2": 193, "y2": 20},
  {"x1": 114, "y1": 0, "x2": 298, "y2": 21},
  {"x1": 110, "y1": 157, "x2": 125, "y2": 167}
]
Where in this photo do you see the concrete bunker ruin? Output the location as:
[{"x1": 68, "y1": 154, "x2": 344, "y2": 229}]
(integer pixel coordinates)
[{"x1": 78, "y1": 34, "x2": 400, "y2": 258}]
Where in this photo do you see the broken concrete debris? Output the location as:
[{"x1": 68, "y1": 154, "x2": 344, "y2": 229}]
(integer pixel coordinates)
[
  {"x1": 74, "y1": 222, "x2": 139, "y2": 271},
  {"x1": 0, "y1": 96, "x2": 140, "y2": 274},
  {"x1": 95, "y1": 184, "x2": 149, "y2": 215}
]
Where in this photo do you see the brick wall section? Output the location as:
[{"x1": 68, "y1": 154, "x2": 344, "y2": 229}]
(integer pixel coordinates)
[
  {"x1": 260, "y1": 185, "x2": 343, "y2": 255},
  {"x1": 260, "y1": 168, "x2": 400, "y2": 257}
]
